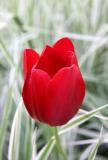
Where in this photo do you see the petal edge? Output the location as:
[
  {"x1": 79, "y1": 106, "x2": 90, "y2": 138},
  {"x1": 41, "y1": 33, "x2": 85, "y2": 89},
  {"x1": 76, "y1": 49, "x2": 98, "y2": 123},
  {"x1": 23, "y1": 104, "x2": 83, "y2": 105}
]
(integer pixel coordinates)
[{"x1": 24, "y1": 48, "x2": 39, "y2": 79}]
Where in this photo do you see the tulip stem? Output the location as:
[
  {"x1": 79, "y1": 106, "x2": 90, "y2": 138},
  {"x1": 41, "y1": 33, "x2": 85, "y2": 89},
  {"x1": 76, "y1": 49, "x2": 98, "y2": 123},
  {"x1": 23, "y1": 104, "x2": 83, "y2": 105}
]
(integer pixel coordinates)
[{"x1": 53, "y1": 127, "x2": 67, "y2": 160}]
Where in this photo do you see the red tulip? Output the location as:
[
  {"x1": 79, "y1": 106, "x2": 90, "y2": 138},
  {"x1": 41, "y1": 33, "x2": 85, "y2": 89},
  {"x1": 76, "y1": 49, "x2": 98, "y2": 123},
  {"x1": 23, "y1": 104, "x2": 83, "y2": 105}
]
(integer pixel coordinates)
[{"x1": 22, "y1": 37, "x2": 85, "y2": 126}]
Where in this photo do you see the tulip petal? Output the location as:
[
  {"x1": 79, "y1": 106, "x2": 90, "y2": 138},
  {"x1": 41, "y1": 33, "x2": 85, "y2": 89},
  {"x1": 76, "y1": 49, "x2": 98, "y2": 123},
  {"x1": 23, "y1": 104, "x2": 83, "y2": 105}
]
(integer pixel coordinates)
[
  {"x1": 30, "y1": 68, "x2": 51, "y2": 122},
  {"x1": 24, "y1": 49, "x2": 39, "y2": 79},
  {"x1": 22, "y1": 75, "x2": 35, "y2": 118},
  {"x1": 53, "y1": 37, "x2": 75, "y2": 53},
  {"x1": 65, "y1": 51, "x2": 78, "y2": 67},
  {"x1": 45, "y1": 65, "x2": 85, "y2": 126},
  {"x1": 36, "y1": 45, "x2": 75, "y2": 77}
]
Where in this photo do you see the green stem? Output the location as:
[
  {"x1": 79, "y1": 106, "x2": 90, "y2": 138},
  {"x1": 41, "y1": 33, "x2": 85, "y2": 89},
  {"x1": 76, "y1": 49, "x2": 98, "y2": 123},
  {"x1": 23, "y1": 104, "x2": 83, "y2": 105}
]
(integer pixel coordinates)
[{"x1": 53, "y1": 127, "x2": 67, "y2": 160}]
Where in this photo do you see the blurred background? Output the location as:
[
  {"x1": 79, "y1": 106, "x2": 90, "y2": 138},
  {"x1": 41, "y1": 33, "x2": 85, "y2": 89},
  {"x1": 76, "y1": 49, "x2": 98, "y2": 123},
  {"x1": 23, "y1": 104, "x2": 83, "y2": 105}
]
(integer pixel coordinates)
[{"x1": 0, "y1": 0, "x2": 108, "y2": 160}]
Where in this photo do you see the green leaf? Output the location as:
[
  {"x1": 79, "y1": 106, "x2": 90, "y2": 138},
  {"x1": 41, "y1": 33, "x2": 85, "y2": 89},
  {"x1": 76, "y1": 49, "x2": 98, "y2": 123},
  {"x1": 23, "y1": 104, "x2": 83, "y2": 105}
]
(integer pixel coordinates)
[
  {"x1": 88, "y1": 127, "x2": 103, "y2": 160},
  {"x1": 0, "y1": 87, "x2": 13, "y2": 160},
  {"x1": 24, "y1": 114, "x2": 35, "y2": 160},
  {"x1": 31, "y1": 128, "x2": 37, "y2": 160},
  {"x1": 8, "y1": 99, "x2": 22, "y2": 160},
  {"x1": 36, "y1": 138, "x2": 55, "y2": 160},
  {"x1": 59, "y1": 104, "x2": 108, "y2": 135}
]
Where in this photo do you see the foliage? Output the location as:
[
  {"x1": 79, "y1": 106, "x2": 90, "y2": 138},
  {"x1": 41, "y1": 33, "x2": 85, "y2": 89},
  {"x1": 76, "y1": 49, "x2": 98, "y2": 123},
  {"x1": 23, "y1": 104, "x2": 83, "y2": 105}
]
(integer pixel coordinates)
[{"x1": 0, "y1": 0, "x2": 108, "y2": 159}]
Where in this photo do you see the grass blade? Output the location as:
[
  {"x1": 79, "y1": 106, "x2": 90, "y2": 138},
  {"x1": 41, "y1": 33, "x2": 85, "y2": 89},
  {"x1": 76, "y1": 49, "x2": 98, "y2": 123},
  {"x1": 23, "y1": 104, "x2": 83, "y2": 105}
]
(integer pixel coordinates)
[
  {"x1": 8, "y1": 99, "x2": 22, "y2": 160},
  {"x1": 0, "y1": 87, "x2": 13, "y2": 160},
  {"x1": 36, "y1": 138, "x2": 55, "y2": 160}
]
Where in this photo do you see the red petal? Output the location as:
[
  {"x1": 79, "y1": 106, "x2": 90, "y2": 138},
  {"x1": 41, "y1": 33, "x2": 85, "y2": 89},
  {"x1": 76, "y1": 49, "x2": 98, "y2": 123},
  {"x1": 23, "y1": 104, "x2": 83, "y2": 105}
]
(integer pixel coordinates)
[
  {"x1": 30, "y1": 68, "x2": 51, "y2": 122},
  {"x1": 36, "y1": 45, "x2": 75, "y2": 77},
  {"x1": 45, "y1": 65, "x2": 85, "y2": 126},
  {"x1": 24, "y1": 49, "x2": 39, "y2": 79},
  {"x1": 22, "y1": 75, "x2": 36, "y2": 119},
  {"x1": 53, "y1": 37, "x2": 75, "y2": 53},
  {"x1": 64, "y1": 51, "x2": 78, "y2": 67}
]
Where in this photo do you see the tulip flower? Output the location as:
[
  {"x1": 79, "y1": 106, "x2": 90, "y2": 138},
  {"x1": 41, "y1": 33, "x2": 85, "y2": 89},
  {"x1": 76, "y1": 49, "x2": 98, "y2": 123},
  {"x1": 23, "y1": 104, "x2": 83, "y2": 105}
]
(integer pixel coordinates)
[{"x1": 22, "y1": 37, "x2": 85, "y2": 126}]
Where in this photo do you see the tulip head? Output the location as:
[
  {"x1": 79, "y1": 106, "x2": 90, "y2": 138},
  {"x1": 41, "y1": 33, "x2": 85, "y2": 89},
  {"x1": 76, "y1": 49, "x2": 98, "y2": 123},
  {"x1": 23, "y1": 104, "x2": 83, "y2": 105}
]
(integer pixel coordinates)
[{"x1": 22, "y1": 37, "x2": 85, "y2": 126}]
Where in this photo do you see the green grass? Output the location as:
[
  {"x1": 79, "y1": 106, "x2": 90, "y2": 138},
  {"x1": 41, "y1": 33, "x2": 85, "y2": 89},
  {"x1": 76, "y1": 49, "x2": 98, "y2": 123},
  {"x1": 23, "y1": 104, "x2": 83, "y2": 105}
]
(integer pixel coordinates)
[{"x1": 0, "y1": 0, "x2": 108, "y2": 159}]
